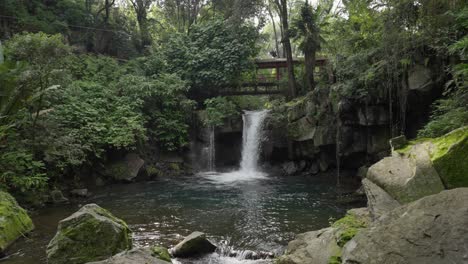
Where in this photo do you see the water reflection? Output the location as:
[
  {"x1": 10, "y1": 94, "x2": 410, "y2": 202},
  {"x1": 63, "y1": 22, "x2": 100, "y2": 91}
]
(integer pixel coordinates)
[{"x1": 1, "y1": 173, "x2": 363, "y2": 264}]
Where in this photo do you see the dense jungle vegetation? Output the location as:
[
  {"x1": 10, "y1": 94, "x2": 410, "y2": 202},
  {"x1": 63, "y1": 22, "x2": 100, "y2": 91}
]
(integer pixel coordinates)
[{"x1": 0, "y1": 0, "x2": 466, "y2": 201}]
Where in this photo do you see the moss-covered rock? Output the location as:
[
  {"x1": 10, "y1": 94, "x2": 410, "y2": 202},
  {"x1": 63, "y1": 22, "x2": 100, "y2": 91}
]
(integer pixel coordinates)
[
  {"x1": 106, "y1": 153, "x2": 144, "y2": 182},
  {"x1": 46, "y1": 204, "x2": 132, "y2": 264},
  {"x1": 276, "y1": 209, "x2": 369, "y2": 264},
  {"x1": 429, "y1": 127, "x2": 468, "y2": 188},
  {"x1": 395, "y1": 126, "x2": 468, "y2": 189},
  {"x1": 0, "y1": 191, "x2": 34, "y2": 253},
  {"x1": 151, "y1": 246, "x2": 171, "y2": 262}
]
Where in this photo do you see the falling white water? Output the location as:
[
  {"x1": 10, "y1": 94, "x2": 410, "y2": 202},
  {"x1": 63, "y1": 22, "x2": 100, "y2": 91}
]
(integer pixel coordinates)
[
  {"x1": 207, "y1": 125, "x2": 216, "y2": 171},
  {"x1": 240, "y1": 110, "x2": 269, "y2": 172},
  {"x1": 202, "y1": 110, "x2": 269, "y2": 183}
]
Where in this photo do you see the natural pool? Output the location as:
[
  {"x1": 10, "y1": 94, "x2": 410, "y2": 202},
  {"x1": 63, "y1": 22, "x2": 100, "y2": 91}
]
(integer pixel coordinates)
[{"x1": 1, "y1": 172, "x2": 363, "y2": 264}]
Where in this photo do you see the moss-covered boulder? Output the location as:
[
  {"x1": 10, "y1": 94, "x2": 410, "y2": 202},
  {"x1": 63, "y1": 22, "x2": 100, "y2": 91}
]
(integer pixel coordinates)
[
  {"x1": 46, "y1": 204, "x2": 132, "y2": 264},
  {"x1": 428, "y1": 127, "x2": 468, "y2": 188},
  {"x1": 86, "y1": 247, "x2": 171, "y2": 264},
  {"x1": 0, "y1": 191, "x2": 34, "y2": 253},
  {"x1": 395, "y1": 126, "x2": 468, "y2": 189},
  {"x1": 342, "y1": 188, "x2": 468, "y2": 264},
  {"x1": 367, "y1": 143, "x2": 445, "y2": 204},
  {"x1": 106, "y1": 153, "x2": 144, "y2": 182},
  {"x1": 170, "y1": 231, "x2": 216, "y2": 258},
  {"x1": 276, "y1": 208, "x2": 369, "y2": 264}
]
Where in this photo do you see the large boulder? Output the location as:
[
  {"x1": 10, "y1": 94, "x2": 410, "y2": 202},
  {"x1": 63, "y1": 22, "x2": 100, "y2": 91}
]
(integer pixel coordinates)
[
  {"x1": 107, "y1": 153, "x2": 144, "y2": 182},
  {"x1": 427, "y1": 126, "x2": 468, "y2": 188},
  {"x1": 0, "y1": 191, "x2": 34, "y2": 253},
  {"x1": 277, "y1": 210, "x2": 369, "y2": 264},
  {"x1": 276, "y1": 228, "x2": 341, "y2": 264},
  {"x1": 170, "y1": 231, "x2": 216, "y2": 258},
  {"x1": 46, "y1": 204, "x2": 132, "y2": 264},
  {"x1": 367, "y1": 143, "x2": 445, "y2": 203},
  {"x1": 362, "y1": 179, "x2": 400, "y2": 220},
  {"x1": 342, "y1": 188, "x2": 468, "y2": 264},
  {"x1": 86, "y1": 247, "x2": 171, "y2": 264}
]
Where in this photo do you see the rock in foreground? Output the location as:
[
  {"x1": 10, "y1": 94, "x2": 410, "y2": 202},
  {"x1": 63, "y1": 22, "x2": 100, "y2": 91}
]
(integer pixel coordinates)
[
  {"x1": 46, "y1": 204, "x2": 132, "y2": 264},
  {"x1": 342, "y1": 188, "x2": 468, "y2": 264},
  {"x1": 86, "y1": 247, "x2": 171, "y2": 264},
  {"x1": 0, "y1": 191, "x2": 34, "y2": 253},
  {"x1": 170, "y1": 231, "x2": 216, "y2": 258}
]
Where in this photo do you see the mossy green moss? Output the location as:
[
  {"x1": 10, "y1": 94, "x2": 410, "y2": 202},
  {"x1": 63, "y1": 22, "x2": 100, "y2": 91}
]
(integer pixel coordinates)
[
  {"x1": 0, "y1": 191, "x2": 34, "y2": 252},
  {"x1": 46, "y1": 204, "x2": 132, "y2": 264},
  {"x1": 394, "y1": 127, "x2": 467, "y2": 189},
  {"x1": 332, "y1": 213, "x2": 367, "y2": 247},
  {"x1": 328, "y1": 255, "x2": 342, "y2": 264},
  {"x1": 151, "y1": 246, "x2": 171, "y2": 262},
  {"x1": 430, "y1": 127, "x2": 468, "y2": 188}
]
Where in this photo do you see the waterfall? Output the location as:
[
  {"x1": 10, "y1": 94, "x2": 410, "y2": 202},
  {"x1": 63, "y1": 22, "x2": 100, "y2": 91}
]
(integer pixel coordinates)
[
  {"x1": 207, "y1": 125, "x2": 215, "y2": 171},
  {"x1": 201, "y1": 110, "x2": 269, "y2": 183},
  {"x1": 239, "y1": 110, "x2": 269, "y2": 172}
]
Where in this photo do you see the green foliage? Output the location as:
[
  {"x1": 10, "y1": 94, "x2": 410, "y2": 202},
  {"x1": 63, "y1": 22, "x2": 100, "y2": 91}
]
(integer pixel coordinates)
[
  {"x1": 203, "y1": 97, "x2": 239, "y2": 127},
  {"x1": 163, "y1": 18, "x2": 259, "y2": 96},
  {"x1": 418, "y1": 8, "x2": 468, "y2": 138}
]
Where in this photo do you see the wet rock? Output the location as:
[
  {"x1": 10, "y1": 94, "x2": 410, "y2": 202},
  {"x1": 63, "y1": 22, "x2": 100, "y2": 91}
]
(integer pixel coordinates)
[
  {"x1": 362, "y1": 178, "x2": 400, "y2": 220},
  {"x1": 0, "y1": 191, "x2": 34, "y2": 253},
  {"x1": 309, "y1": 161, "x2": 319, "y2": 174},
  {"x1": 70, "y1": 189, "x2": 88, "y2": 197},
  {"x1": 242, "y1": 250, "x2": 258, "y2": 260},
  {"x1": 86, "y1": 247, "x2": 171, "y2": 264},
  {"x1": 281, "y1": 161, "x2": 298, "y2": 176},
  {"x1": 107, "y1": 153, "x2": 144, "y2": 182},
  {"x1": 46, "y1": 204, "x2": 132, "y2": 264},
  {"x1": 342, "y1": 188, "x2": 468, "y2": 264},
  {"x1": 170, "y1": 231, "x2": 216, "y2": 258},
  {"x1": 50, "y1": 190, "x2": 69, "y2": 204}
]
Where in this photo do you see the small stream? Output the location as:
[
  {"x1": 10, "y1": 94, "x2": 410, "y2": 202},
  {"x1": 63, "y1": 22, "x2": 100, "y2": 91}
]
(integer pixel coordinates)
[{"x1": 1, "y1": 173, "x2": 362, "y2": 264}]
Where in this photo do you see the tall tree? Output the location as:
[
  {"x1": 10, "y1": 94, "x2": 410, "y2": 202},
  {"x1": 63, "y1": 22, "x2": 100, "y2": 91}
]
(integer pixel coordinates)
[
  {"x1": 129, "y1": 0, "x2": 154, "y2": 49},
  {"x1": 274, "y1": 0, "x2": 297, "y2": 98},
  {"x1": 291, "y1": 0, "x2": 331, "y2": 91}
]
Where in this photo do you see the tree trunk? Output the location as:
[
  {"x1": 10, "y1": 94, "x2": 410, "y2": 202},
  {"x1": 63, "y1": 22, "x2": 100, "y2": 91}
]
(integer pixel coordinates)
[
  {"x1": 276, "y1": 0, "x2": 297, "y2": 98},
  {"x1": 267, "y1": 5, "x2": 280, "y2": 57},
  {"x1": 304, "y1": 47, "x2": 315, "y2": 91}
]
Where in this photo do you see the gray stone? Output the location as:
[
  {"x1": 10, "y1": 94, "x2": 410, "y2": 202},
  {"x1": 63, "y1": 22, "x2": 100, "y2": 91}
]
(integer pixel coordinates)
[
  {"x1": 46, "y1": 204, "x2": 132, "y2": 264},
  {"x1": 362, "y1": 178, "x2": 400, "y2": 220},
  {"x1": 342, "y1": 188, "x2": 468, "y2": 264},
  {"x1": 169, "y1": 231, "x2": 216, "y2": 258},
  {"x1": 310, "y1": 162, "x2": 319, "y2": 174},
  {"x1": 276, "y1": 227, "x2": 341, "y2": 264},
  {"x1": 408, "y1": 64, "x2": 433, "y2": 92},
  {"x1": 366, "y1": 144, "x2": 445, "y2": 204},
  {"x1": 50, "y1": 190, "x2": 69, "y2": 204},
  {"x1": 282, "y1": 162, "x2": 298, "y2": 176},
  {"x1": 107, "y1": 153, "x2": 144, "y2": 182},
  {"x1": 86, "y1": 248, "x2": 171, "y2": 264},
  {"x1": 70, "y1": 189, "x2": 88, "y2": 197}
]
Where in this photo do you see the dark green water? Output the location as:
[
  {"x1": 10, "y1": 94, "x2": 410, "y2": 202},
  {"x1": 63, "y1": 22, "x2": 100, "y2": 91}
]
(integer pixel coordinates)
[{"x1": 1, "y1": 172, "x2": 363, "y2": 264}]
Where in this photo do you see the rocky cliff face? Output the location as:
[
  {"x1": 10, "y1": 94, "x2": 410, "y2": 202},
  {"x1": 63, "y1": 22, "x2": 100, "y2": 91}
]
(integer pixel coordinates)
[
  {"x1": 265, "y1": 62, "x2": 444, "y2": 175},
  {"x1": 277, "y1": 127, "x2": 468, "y2": 264}
]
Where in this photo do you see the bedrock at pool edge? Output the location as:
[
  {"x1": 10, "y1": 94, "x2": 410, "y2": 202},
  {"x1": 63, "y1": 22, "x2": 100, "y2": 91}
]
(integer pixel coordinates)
[{"x1": 277, "y1": 127, "x2": 468, "y2": 264}]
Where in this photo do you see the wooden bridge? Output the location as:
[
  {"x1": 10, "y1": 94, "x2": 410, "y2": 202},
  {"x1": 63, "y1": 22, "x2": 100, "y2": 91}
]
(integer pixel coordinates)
[{"x1": 219, "y1": 57, "x2": 327, "y2": 96}]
